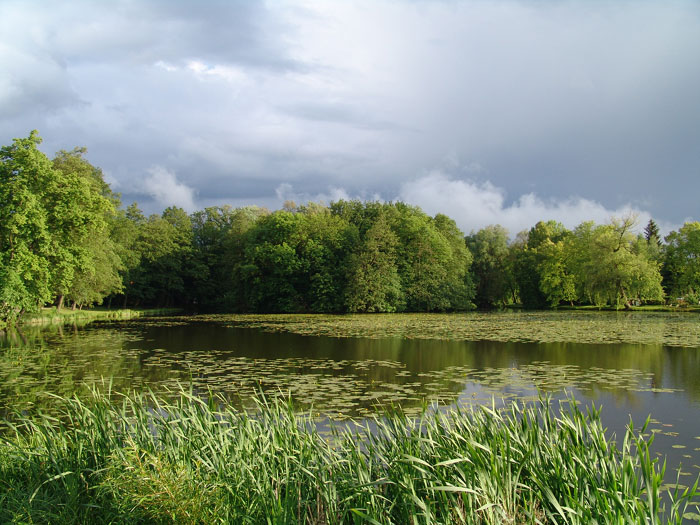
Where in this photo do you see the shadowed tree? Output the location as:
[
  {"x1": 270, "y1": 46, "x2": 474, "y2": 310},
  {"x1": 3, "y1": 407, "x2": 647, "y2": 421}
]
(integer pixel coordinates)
[
  {"x1": 466, "y1": 225, "x2": 513, "y2": 308},
  {"x1": 127, "y1": 207, "x2": 197, "y2": 307},
  {"x1": 192, "y1": 205, "x2": 269, "y2": 311},
  {"x1": 345, "y1": 213, "x2": 402, "y2": 312}
]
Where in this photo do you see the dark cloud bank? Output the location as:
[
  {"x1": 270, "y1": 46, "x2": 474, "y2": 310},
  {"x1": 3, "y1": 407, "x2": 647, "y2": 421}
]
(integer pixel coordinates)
[{"x1": 1, "y1": 0, "x2": 699, "y2": 235}]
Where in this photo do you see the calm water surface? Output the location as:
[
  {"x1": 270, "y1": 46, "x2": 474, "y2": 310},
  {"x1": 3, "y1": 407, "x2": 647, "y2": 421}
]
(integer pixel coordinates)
[{"x1": 2, "y1": 314, "x2": 700, "y2": 484}]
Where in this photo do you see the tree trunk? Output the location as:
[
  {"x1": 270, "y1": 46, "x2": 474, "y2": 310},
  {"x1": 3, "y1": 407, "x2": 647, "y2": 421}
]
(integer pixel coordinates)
[
  {"x1": 17, "y1": 327, "x2": 28, "y2": 346},
  {"x1": 72, "y1": 301, "x2": 77, "y2": 311},
  {"x1": 57, "y1": 294, "x2": 64, "y2": 312},
  {"x1": 620, "y1": 285, "x2": 631, "y2": 309}
]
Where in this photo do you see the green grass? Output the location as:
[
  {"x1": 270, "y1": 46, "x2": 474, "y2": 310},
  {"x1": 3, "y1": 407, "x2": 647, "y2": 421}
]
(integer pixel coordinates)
[
  {"x1": 20, "y1": 306, "x2": 180, "y2": 326},
  {"x1": 1, "y1": 388, "x2": 699, "y2": 524}
]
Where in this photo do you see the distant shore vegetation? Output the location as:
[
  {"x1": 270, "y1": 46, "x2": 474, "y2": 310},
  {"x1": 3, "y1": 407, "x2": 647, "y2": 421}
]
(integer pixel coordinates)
[{"x1": 2, "y1": 131, "x2": 700, "y2": 326}]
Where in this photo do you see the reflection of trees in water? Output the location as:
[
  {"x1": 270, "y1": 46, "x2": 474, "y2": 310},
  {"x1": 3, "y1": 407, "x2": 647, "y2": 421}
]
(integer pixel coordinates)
[{"x1": 0, "y1": 323, "x2": 176, "y2": 418}]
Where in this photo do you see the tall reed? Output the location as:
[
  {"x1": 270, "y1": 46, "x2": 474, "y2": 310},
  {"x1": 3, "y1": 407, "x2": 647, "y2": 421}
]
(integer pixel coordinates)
[{"x1": 1, "y1": 388, "x2": 698, "y2": 524}]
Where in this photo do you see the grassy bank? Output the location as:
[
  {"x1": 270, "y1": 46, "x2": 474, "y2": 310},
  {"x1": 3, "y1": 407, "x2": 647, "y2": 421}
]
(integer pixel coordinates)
[
  {"x1": 1, "y1": 390, "x2": 698, "y2": 524},
  {"x1": 19, "y1": 307, "x2": 181, "y2": 326}
]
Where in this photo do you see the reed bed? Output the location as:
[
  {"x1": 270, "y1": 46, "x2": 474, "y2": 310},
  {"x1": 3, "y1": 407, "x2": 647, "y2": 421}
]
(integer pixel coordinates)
[{"x1": 1, "y1": 389, "x2": 698, "y2": 524}]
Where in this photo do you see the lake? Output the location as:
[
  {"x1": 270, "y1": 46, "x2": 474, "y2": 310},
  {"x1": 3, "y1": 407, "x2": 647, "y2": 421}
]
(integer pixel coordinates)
[{"x1": 2, "y1": 311, "x2": 700, "y2": 486}]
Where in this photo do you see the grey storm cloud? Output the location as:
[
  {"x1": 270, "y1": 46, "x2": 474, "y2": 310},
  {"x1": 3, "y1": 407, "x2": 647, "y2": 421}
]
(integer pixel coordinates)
[{"x1": 1, "y1": 0, "x2": 699, "y2": 233}]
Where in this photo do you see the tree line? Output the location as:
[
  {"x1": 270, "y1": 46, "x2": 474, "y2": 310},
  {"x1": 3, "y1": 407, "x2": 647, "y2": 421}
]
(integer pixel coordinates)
[{"x1": 2, "y1": 132, "x2": 699, "y2": 324}]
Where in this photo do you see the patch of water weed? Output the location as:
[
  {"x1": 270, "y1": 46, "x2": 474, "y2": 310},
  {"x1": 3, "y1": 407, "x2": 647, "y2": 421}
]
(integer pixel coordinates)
[
  {"x1": 131, "y1": 349, "x2": 683, "y2": 421},
  {"x1": 196, "y1": 311, "x2": 700, "y2": 347}
]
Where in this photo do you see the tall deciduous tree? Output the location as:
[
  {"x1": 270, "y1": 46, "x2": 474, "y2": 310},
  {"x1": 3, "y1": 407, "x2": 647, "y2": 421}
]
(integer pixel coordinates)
[
  {"x1": 192, "y1": 205, "x2": 268, "y2": 311},
  {"x1": 345, "y1": 213, "x2": 403, "y2": 312},
  {"x1": 0, "y1": 132, "x2": 118, "y2": 321},
  {"x1": 241, "y1": 211, "x2": 307, "y2": 312},
  {"x1": 0, "y1": 132, "x2": 53, "y2": 323},
  {"x1": 513, "y1": 221, "x2": 575, "y2": 308},
  {"x1": 296, "y1": 203, "x2": 355, "y2": 312},
  {"x1": 466, "y1": 225, "x2": 513, "y2": 308},
  {"x1": 570, "y1": 216, "x2": 663, "y2": 307},
  {"x1": 395, "y1": 207, "x2": 451, "y2": 311},
  {"x1": 537, "y1": 239, "x2": 577, "y2": 307},
  {"x1": 51, "y1": 148, "x2": 122, "y2": 308},
  {"x1": 511, "y1": 231, "x2": 543, "y2": 309},
  {"x1": 126, "y1": 207, "x2": 197, "y2": 307},
  {"x1": 431, "y1": 213, "x2": 474, "y2": 310}
]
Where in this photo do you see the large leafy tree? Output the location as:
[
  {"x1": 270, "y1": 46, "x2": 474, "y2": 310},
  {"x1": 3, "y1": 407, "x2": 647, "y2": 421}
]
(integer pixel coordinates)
[
  {"x1": 295, "y1": 203, "x2": 355, "y2": 312},
  {"x1": 240, "y1": 206, "x2": 355, "y2": 313},
  {"x1": 111, "y1": 203, "x2": 146, "y2": 308},
  {"x1": 538, "y1": 238, "x2": 577, "y2": 307},
  {"x1": 511, "y1": 231, "x2": 544, "y2": 309},
  {"x1": 394, "y1": 206, "x2": 452, "y2": 311},
  {"x1": 192, "y1": 205, "x2": 268, "y2": 311},
  {"x1": 430, "y1": 213, "x2": 474, "y2": 310},
  {"x1": 240, "y1": 211, "x2": 308, "y2": 312},
  {"x1": 513, "y1": 221, "x2": 575, "y2": 308},
  {"x1": 466, "y1": 225, "x2": 513, "y2": 308},
  {"x1": 0, "y1": 132, "x2": 53, "y2": 323},
  {"x1": 51, "y1": 148, "x2": 122, "y2": 309},
  {"x1": 125, "y1": 207, "x2": 198, "y2": 307},
  {"x1": 0, "y1": 132, "x2": 118, "y2": 322},
  {"x1": 345, "y1": 213, "x2": 403, "y2": 312},
  {"x1": 386, "y1": 204, "x2": 471, "y2": 311},
  {"x1": 570, "y1": 216, "x2": 663, "y2": 307}
]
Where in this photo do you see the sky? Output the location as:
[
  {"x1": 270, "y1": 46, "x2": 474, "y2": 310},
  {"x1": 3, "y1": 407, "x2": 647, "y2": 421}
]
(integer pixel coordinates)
[{"x1": 2, "y1": 0, "x2": 699, "y2": 236}]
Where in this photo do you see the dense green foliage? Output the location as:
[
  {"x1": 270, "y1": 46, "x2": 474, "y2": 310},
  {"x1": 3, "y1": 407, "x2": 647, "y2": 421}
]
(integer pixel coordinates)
[
  {"x1": 1, "y1": 389, "x2": 698, "y2": 524},
  {"x1": 466, "y1": 225, "x2": 514, "y2": 308},
  {"x1": 0, "y1": 133, "x2": 119, "y2": 323},
  {"x1": 507, "y1": 218, "x2": 666, "y2": 310},
  {"x1": 664, "y1": 222, "x2": 700, "y2": 305},
  {"x1": 2, "y1": 131, "x2": 699, "y2": 321}
]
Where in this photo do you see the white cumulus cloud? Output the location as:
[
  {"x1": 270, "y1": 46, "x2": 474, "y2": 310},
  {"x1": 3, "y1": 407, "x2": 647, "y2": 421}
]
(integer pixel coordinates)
[
  {"x1": 142, "y1": 166, "x2": 197, "y2": 212},
  {"x1": 275, "y1": 182, "x2": 380, "y2": 207},
  {"x1": 397, "y1": 172, "x2": 676, "y2": 236}
]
